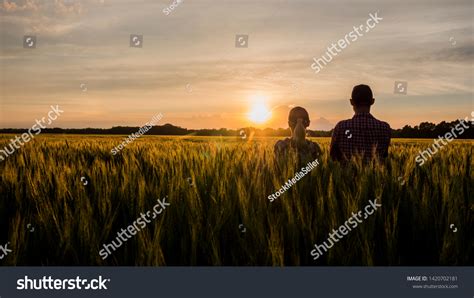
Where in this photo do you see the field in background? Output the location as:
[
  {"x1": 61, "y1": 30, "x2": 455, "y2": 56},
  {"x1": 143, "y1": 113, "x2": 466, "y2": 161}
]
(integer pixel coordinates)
[{"x1": 0, "y1": 135, "x2": 472, "y2": 266}]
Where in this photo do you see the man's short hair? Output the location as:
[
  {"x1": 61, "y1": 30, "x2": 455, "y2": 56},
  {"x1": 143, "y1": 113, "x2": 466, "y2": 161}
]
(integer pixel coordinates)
[
  {"x1": 288, "y1": 106, "x2": 310, "y2": 128},
  {"x1": 351, "y1": 84, "x2": 373, "y2": 106}
]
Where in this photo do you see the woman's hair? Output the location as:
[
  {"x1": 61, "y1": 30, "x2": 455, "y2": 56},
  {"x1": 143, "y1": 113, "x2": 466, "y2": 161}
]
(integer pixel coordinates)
[{"x1": 288, "y1": 106, "x2": 310, "y2": 128}]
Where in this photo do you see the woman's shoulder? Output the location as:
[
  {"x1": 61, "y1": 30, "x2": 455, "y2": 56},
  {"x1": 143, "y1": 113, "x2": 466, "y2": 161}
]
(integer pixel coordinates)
[
  {"x1": 306, "y1": 140, "x2": 322, "y2": 156},
  {"x1": 274, "y1": 138, "x2": 291, "y2": 151},
  {"x1": 306, "y1": 139, "x2": 321, "y2": 149}
]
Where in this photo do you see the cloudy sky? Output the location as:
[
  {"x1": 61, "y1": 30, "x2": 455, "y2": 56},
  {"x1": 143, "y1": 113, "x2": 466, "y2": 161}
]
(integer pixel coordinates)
[{"x1": 0, "y1": 0, "x2": 472, "y2": 130}]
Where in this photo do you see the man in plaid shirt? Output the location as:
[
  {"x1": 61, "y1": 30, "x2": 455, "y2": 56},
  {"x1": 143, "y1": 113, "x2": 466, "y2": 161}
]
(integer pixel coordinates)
[{"x1": 330, "y1": 85, "x2": 391, "y2": 162}]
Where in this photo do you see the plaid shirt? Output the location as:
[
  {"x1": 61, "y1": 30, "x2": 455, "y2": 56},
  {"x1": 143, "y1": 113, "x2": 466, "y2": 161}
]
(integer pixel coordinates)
[{"x1": 330, "y1": 112, "x2": 391, "y2": 162}]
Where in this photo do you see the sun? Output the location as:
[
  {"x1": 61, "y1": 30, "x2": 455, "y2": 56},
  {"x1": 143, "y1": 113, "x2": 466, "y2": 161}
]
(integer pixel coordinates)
[{"x1": 247, "y1": 95, "x2": 272, "y2": 124}]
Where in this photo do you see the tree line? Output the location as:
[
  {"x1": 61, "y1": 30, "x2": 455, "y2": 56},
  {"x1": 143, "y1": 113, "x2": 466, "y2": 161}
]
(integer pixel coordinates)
[{"x1": 0, "y1": 119, "x2": 472, "y2": 139}]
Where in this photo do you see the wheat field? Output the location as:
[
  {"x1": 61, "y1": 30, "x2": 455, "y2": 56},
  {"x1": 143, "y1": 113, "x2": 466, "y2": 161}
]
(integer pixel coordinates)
[{"x1": 0, "y1": 135, "x2": 472, "y2": 266}]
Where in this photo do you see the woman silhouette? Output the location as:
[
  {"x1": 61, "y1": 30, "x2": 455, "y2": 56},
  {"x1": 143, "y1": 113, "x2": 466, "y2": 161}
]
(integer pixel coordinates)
[{"x1": 274, "y1": 106, "x2": 321, "y2": 162}]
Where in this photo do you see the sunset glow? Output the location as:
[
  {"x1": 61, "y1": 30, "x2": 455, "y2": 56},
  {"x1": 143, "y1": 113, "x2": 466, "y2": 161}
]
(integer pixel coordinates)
[{"x1": 247, "y1": 96, "x2": 272, "y2": 124}]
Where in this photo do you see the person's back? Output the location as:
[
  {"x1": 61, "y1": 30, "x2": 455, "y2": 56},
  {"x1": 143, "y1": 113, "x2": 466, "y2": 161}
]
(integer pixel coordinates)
[
  {"x1": 330, "y1": 85, "x2": 391, "y2": 162},
  {"x1": 274, "y1": 107, "x2": 322, "y2": 164},
  {"x1": 275, "y1": 136, "x2": 321, "y2": 161}
]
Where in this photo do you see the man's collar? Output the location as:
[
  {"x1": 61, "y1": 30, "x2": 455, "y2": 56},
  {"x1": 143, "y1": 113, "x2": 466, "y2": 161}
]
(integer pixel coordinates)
[{"x1": 353, "y1": 112, "x2": 373, "y2": 118}]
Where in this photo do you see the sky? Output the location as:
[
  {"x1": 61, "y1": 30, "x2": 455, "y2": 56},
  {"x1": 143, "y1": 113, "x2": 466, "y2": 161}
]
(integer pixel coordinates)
[{"x1": 0, "y1": 0, "x2": 473, "y2": 130}]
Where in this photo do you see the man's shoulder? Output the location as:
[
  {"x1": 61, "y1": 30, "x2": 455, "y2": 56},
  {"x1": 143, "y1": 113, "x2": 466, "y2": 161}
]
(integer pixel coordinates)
[
  {"x1": 372, "y1": 117, "x2": 391, "y2": 131},
  {"x1": 333, "y1": 119, "x2": 352, "y2": 131},
  {"x1": 380, "y1": 120, "x2": 391, "y2": 130},
  {"x1": 342, "y1": 114, "x2": 391, "y2": 130}
]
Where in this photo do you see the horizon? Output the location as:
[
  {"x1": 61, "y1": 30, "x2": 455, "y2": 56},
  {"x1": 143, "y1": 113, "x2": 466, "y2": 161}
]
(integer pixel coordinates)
[{"x1": 0, "y1": 116, "x2": 470, "y2": 132}]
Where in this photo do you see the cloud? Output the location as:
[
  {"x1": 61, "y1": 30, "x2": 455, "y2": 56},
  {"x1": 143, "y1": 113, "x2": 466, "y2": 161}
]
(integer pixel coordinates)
[
  {"x1": 311, "y1": 117, "x2": 334, "y2": 131},
  {"x1": 0, "y1": 0, "x2": 39, "y2": 12},
  {"x1": 432, "y1": 45, "x2": 474, "y2": 62},
  {"x1": 52, "y1": 0, "x2": 83, "y2": 15},
  {"x1": 1, "y1": 0, "x2": 99, "y2": 17}
]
